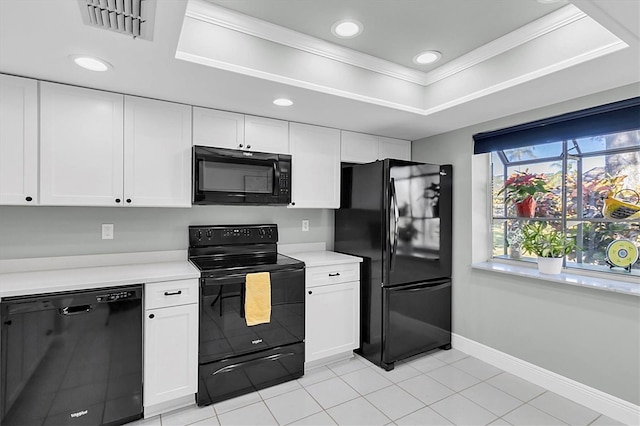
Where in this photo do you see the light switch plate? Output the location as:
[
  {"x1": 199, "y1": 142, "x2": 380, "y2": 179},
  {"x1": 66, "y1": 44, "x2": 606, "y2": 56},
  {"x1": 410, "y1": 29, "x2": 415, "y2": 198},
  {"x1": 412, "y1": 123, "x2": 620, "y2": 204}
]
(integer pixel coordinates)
[
  {"x1": 102, "y1": 224, "x2": 114, "y2": 240},
  {"x1": 302, "y1": 220, "x2": 309, "y2": 232}
]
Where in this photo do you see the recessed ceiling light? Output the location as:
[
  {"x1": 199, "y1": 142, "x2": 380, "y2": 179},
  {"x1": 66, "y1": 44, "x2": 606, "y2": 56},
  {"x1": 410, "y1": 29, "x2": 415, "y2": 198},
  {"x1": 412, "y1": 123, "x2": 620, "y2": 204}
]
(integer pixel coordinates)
[
  {"x1": 331, "y1": 19, "x2": 363, "y2": 38},
  {"x1": 273, "y1": 98, "x2": 293, "y2": 107},
  {"x1": 413, "y1": 51, "x2": 442, "y2": 65},
  {"x1": 71, "y1": 55, "x2": 112, "y2": 71}
]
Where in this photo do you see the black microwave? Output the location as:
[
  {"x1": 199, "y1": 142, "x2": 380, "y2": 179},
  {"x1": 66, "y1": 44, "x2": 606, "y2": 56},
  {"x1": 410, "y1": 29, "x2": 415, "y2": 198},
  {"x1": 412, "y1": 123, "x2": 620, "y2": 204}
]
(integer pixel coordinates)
[{"x1": 192, "y1": 146, "x2": 291, "y2": 205}]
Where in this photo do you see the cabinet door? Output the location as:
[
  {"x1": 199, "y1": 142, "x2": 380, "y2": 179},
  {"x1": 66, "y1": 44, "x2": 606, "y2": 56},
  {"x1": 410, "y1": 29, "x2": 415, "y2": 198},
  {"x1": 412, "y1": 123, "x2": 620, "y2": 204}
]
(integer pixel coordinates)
[
  {"x1": 289, "y1": 123, "x2": 340, "y2": 208},
  {"x1": 193, "y1": 107, "x2": 244, "y2": 150},
  {"x1": 340, "y1": 131, "x2": 378, "y2": 164},
  {"x1": 378, "y1": 136, "x2": 411, "y2": 161},
  {"x1": 305, "y1": 281, "x2": 360, "y2": 363},
  {"x1": 0, "y1": 75, "x2": 38, "y2": 205},
  {"x1": 40, "y1": 82, "x2": 124, "y2": 206},
  {"x1": 144, "y1": 303, "x2": 198, "y2": 407},
  {"x1": 124, "y1": 96, "x2": 192, "y2": 207},
  {"x1": 245, "y1": 115, "x2": 289, "y2": 154}
]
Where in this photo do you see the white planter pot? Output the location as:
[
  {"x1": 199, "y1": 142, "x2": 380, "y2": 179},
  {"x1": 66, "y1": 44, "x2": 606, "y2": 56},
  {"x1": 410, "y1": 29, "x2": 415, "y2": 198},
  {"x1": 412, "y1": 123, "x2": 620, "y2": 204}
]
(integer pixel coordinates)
[{"x1": 537, "y1": 257, "x2": 563, "y2": 274}]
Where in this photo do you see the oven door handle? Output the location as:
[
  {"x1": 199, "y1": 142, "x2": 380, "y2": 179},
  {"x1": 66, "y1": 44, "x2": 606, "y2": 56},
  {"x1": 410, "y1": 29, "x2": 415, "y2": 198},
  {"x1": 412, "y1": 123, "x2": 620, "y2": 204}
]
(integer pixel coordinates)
[
  {"x1": 201, "y1": 267, "x2": 303, "y2": 283},
  {"x1": 211, "y1": 352, "x2": 296, "y2": 376}
]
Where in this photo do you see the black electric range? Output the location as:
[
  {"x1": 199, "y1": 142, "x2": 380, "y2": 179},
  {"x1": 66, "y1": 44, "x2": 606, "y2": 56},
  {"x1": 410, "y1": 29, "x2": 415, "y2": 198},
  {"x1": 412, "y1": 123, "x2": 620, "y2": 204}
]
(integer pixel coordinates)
[{"x1": 188, "y1": 224, "x2": 306, "y2": 405}]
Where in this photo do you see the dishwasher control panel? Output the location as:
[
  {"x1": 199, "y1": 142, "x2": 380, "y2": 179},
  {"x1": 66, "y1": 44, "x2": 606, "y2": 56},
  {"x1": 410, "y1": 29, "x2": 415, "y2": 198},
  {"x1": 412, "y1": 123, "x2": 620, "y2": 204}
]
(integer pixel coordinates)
[{"x1": 96, "y1": 290, "x2": 136, "y2": 303}]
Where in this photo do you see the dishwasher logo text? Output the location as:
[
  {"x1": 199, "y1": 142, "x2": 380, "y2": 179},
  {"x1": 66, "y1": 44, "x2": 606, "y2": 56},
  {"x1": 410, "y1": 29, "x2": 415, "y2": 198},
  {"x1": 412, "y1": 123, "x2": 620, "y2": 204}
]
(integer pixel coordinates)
[
  {"x1": 70, "y1": 410, "x2": 88, "y2": 419},
  {"x1": 251, "y1": 339, "x2": 263, "y2": 345}
]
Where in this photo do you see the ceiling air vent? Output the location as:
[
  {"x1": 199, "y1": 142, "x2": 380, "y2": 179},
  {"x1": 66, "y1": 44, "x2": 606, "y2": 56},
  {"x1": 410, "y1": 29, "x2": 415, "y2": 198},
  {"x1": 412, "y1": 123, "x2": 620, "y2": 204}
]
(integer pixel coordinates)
[{"x1": 78, "y1": 0, "x2": 156, "y2": 40}]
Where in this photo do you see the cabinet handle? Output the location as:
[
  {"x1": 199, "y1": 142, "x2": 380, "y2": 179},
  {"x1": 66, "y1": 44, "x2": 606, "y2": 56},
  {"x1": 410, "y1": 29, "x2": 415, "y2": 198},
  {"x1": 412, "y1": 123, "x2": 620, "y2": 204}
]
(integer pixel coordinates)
[
  {"x1": 149, "y1": 314, "x2": 155, "y2": 319},
  {"x1": 25, "y1": 196, "x2": 33, "y2": 202},
  {"x1": 115, "y1": 198, "x2": 121, "y2": 203},
  {"x1": 239, "y1": 144, "x2": 243, "y2": 148},
  {"x1": 247, "y1": 145, "x2": 251, "y2": 149},
  {"x1": 126, "y1": 198, "x2": 132, "y2": 204},
  {"x1": 291, "y1": 202, "x2": 296, "y2": 206},
  {"x1": 308, "y1": 291, "x2": 312, "y2": 295},
  {"x1": 328, "y1": 272, "x2": 341, "y2": 277},
  {"x1": 164, "y1": 290, "x2": 182, "y2": 296}
]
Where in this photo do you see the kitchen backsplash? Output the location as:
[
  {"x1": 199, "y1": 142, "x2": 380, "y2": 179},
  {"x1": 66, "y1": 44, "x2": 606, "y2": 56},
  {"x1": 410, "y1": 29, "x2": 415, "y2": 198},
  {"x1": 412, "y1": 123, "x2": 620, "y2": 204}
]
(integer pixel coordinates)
[{"x1": 0, "y1": 206, "x2": 333, "y2": 259}]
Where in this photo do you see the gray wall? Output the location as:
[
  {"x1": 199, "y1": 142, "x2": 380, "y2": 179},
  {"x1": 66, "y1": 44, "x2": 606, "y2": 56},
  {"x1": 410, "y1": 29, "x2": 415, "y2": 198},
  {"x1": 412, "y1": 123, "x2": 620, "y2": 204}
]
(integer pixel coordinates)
[
  {"x1": 0, "y1": 205, "x2": 334, "y2": 259},
  {"x1": 412, "y1": 83, "x2": 640, "y2": 405}
]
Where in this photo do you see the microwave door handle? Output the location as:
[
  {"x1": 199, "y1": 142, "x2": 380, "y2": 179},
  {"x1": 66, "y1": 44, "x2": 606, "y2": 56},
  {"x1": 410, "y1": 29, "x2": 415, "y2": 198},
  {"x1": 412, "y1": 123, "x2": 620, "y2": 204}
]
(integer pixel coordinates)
[{"x1": 273, "y1": 161, "x2": 281, "y2": 195}]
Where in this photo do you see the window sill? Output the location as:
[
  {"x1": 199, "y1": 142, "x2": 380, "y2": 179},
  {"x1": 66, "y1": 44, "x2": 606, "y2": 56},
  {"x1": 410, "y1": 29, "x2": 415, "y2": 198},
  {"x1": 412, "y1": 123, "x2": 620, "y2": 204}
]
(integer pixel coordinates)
[{"x1": 471, "y1": 260, "x2": 639, "y2": 296}]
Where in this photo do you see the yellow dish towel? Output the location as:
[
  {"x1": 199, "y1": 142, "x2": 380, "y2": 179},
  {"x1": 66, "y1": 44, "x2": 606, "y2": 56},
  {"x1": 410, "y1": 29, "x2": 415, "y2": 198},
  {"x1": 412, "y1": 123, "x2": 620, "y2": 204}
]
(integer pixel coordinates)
[{"x1": 245, "y1": 272, "x2": 271, "y2": 326}]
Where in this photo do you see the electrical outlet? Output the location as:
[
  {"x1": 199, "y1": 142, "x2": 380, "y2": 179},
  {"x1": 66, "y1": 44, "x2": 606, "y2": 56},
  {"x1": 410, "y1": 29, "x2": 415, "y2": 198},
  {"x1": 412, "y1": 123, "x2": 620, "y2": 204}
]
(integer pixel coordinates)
[
  {"x1": 302, "y1": 220, "x2": 309, "y2": 232},
  {"x1": 102, "y1": 224, "x2": 114, "y2": 240}
]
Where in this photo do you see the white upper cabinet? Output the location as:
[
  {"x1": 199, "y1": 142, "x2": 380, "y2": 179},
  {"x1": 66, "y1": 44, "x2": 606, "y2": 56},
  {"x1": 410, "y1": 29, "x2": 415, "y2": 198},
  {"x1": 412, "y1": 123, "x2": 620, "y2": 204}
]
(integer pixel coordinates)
[
  {"x1": 379, "y1": 136, "x2": 411, "y2": 161},
  {"x1": 192, "y1": 107, "x2": 244, "y2": 150},
  {"x1": 341, "y1": 131, "x2": 378, "y2": 164},
  {"x1": 0, "y1": 75, "x2": 38, "y2": 205},
  {"x1": 40, "y1": 82, "x2": 124, "y2": 206},
  {"x1": 289, "y1": 123, "x2": 341, "y2": 209},
  {"x1": 244, "y1": 115, "x2": 289, "y2": 154},
  {"x1": 193, "y1": 108, "x2": 289, "y2": 154},
  {"x1": 340, "y1": 131, "x2": 411, "y2": 163},
  {"x1": 124, "y1": 96, "x2": 192, "y2": 207}
]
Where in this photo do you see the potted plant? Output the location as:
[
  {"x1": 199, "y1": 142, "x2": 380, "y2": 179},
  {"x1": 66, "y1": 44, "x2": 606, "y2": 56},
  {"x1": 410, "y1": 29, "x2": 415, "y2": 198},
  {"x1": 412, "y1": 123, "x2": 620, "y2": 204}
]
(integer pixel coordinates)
[
  {"x1": 498, "y1": 170, "x2": 549, "y2": 217},
  {"x1": 520, "y1": 222, "x2": 579, "y2": 274}
]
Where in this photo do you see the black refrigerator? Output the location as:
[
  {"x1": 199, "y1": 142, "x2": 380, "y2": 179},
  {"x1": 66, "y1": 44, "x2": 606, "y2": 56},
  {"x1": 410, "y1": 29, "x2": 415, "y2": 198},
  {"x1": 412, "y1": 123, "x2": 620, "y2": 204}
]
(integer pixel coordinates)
[{"x1": 335, "y1": 159, "x2": 452, "y2": 371}]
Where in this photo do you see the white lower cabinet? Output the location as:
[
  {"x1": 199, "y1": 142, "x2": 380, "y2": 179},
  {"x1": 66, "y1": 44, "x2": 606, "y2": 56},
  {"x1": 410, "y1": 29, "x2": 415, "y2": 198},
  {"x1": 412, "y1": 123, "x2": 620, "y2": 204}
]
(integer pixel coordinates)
[
  {"x1": 144, "y1": 279, "x2": 198, "y2": 414},
  {"x1": 304, "y1": 260, "x2": 360, "y2": 365},
  {"x1": 306, "y1": 281, "x2": 360, "y2": 364}
]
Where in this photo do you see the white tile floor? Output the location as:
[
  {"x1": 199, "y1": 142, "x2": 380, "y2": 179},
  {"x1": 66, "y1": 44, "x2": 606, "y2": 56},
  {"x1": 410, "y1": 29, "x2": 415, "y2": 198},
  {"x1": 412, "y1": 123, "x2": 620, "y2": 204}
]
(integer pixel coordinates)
[{"x1": 130, "y1": 349, "x2": 626, "y2": 426}]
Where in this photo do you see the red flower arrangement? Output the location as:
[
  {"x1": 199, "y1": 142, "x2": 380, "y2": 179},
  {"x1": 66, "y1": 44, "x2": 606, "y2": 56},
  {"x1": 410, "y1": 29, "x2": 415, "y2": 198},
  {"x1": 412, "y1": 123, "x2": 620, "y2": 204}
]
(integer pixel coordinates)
[{"x1": 498, "y1": 170, "x2": 549, "y2": 217}]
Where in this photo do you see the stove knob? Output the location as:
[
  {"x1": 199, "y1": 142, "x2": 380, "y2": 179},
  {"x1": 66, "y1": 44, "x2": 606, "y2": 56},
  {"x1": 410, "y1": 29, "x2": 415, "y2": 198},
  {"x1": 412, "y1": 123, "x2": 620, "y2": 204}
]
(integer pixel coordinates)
[
  {"x1": 206, "y1": 229, "x2": 212, "y2": 239},
  {"x1": 196, "y1": 231, "x2": 202, "y2": 240}
]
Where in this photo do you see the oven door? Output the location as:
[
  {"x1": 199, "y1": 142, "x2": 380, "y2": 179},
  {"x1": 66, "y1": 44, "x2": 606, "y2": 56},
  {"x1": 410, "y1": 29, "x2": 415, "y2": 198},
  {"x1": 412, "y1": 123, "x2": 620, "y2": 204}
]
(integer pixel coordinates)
[
  {"x1": 199, "y1": 266, "x2": 305, "y2": 364},
  {"x1": 193, "y1": 146, "x2": 291, "y2": 205}
]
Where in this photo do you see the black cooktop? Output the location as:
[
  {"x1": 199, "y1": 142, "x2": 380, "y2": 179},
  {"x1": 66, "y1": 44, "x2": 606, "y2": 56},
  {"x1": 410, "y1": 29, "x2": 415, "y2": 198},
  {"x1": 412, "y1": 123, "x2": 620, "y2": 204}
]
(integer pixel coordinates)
[
  {"x1": 191, "y1": 254, "x2": 304, "y2": 279},
  {"x1": 190, "y1": 253, "x2": 301, "y2": 271}
]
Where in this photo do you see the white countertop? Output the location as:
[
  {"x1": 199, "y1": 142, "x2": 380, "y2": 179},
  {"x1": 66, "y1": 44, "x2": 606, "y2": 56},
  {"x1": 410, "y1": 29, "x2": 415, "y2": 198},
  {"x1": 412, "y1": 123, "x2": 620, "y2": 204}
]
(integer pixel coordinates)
[
  {"x1": 0, "y1": 252, "x2": 200, "y2": 298},
  {"x1": 284, "y1": 250, "x2": 362, "y2": 267}
]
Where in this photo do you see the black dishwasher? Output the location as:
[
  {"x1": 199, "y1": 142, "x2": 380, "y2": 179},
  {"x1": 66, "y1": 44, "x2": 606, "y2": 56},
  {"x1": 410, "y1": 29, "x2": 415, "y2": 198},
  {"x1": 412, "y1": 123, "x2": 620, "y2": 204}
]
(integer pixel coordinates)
[{"x1": 0, "y1": 285, "x2": 143, "y2": 426}]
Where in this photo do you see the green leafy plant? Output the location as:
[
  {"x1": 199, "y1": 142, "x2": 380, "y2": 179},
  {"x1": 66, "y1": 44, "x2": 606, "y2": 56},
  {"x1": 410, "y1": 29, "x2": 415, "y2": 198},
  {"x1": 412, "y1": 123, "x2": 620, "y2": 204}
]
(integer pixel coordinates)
[
  {"x1": 497, "y1": 170, "x2": 549, "y2": 205},
  {"x1": 520, "y1": 222, "x2": 580, "y2": 258}
]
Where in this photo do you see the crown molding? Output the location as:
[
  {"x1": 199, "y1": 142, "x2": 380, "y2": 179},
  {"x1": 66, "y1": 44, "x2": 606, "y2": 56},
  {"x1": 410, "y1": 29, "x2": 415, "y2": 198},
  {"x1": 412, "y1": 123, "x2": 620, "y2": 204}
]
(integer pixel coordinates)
[
  {"x1": 422, "y1": 4, "x2": 587, "y2": 85},
  {"x1": 184, "y1": 0, "x2": 588, "y2": 88},
  {"x1": 177, "y1": 38, "x2": 626, "y2": 118},
  {"x1": 185, "y1": 0, "x2": 428, "y2": 86},
  {"x1": 174, "y1": 50, "x2": 427, "y2": 115}
]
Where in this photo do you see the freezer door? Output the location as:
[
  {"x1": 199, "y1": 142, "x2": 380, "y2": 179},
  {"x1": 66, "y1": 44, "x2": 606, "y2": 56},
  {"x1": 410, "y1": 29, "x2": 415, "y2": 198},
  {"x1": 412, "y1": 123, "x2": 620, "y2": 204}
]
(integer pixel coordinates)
[
  {"x1": 382, "y1": 280, "x2": 451, "y2": 366},
  {"x1": 387, "y1": 162, "x2": 452, "y2": 286}
]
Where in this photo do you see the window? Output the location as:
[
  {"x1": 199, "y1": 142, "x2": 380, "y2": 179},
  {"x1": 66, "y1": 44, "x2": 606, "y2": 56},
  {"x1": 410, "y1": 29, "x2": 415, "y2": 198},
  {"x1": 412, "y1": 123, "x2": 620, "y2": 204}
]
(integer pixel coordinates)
[{"x1": 474, "y1": 98, "x2": 640, "y2": 277}]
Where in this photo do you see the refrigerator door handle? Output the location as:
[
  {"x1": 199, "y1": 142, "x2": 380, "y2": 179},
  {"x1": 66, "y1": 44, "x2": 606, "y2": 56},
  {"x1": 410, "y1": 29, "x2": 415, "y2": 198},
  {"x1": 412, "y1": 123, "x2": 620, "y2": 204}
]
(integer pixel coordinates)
[
  {"x1": 390, "y1": 177, "x2": 399, "y2": 271},
  {"x1": 387, "y1": 281, "x2": 451, "y2": 293}
]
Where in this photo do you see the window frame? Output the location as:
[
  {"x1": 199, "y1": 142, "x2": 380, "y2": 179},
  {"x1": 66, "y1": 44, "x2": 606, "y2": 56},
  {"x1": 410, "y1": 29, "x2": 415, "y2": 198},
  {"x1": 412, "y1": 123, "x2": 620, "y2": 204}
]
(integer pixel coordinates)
[{"x1": 490, "y1": 135, "x2": 640, "y2": 277}]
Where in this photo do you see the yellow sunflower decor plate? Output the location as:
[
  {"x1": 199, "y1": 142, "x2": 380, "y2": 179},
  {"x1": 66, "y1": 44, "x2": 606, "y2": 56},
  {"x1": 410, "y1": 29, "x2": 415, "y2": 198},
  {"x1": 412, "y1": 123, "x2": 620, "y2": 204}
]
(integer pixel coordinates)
[{"x1": 605, "y1": 239, "x2": 639, "y2": 272}]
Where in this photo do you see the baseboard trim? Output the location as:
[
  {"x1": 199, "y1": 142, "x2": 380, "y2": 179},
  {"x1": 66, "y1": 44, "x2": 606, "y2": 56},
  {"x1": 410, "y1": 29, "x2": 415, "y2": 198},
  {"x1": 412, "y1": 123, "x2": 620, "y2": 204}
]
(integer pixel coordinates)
[
  {"x1": 144, "y1": 394, "x2": 195, "y2": 418},
  {"x1": 452, "y1": 334, "x2": 639, "y2": 425}
]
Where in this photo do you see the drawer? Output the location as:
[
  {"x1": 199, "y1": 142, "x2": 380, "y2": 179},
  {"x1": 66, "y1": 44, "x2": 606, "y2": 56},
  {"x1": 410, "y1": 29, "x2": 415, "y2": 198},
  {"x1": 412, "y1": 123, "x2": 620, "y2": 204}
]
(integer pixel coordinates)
[
  {"x1": 145, "y1": 279, "x2": 198, "y2": 310},
  {"x1": 305, "y1": 263, "x2": 360, "y2": 288}
]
